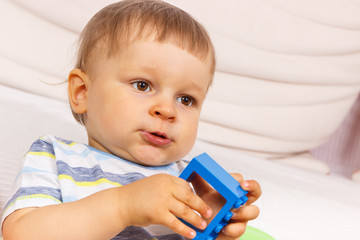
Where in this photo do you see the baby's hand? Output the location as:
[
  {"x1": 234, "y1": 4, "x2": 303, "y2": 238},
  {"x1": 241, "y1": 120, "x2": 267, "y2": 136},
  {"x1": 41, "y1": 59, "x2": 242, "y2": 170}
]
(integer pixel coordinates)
[
  {"x1": 121, "y1": 173, "x2": 212, "y2": 239},
  {"x1": 218, "y1": 174, "x2": 261, "y2": 239},
  {"x1": 191, "y1": 173, "x2": 261, "y2": 240}
]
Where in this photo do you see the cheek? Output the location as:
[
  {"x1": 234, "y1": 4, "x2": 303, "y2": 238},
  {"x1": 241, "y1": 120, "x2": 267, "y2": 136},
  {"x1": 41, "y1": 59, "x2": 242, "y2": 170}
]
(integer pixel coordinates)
[
  {"x1": 94, "y1": 95, "x2": 147, "y2": 132},
  {"x1": 179, "y1": 115, "x2": 199, "y2": 146},
  {"x1": 86, "y1": 91, "x2": 120, "y2": 129},
  {"x1": 176, "y1": 121, "x2": 198, "y2": 160},
  {"x1": 188, "y1": 120, "x2": 199, "y2": 139}
]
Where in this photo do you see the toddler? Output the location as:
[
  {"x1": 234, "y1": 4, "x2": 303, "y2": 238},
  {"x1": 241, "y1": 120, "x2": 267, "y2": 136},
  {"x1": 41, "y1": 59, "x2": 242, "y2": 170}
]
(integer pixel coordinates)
[{"x1": 1, "y1": 1, "x2": 261, "y2": 239}]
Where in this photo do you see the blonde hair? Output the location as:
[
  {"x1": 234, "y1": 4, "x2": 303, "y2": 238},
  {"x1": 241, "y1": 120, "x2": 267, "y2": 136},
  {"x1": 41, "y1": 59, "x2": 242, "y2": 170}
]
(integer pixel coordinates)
[{"x1": 72, "y1": 0, "x2": 215, "y2": 124}]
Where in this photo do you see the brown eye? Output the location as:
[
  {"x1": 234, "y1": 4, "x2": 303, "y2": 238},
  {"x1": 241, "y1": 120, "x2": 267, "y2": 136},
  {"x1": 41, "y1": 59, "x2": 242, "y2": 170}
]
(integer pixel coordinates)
[
  {"x1": 177, "y1": 96, "x2": 193, "y2": 106},
  {"x1": 132, "y1": 81, "x2": 150, "y2": 91}
]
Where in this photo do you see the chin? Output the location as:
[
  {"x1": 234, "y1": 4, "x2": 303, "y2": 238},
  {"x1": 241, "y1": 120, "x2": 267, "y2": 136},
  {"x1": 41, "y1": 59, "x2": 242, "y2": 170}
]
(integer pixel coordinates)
[
  {"x1": 135, "y1": 153, "x2": 177, "y2": 167},
  {"x1": 132, "y1": 152, "x2": 164, "y2": 166},
  {"x1": 141, "y1": 156, "x2": 172, "y2": 166},
  {"x1": 133, "y1": 144, "x2": 187, "y2": 166}
]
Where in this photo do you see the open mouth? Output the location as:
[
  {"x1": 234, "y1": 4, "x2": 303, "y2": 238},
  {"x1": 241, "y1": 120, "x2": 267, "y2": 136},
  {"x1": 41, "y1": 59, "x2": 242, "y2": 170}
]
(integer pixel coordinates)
[
  {"x1": 150, "y1": 132, "x2": 167, "y2": 139},
  {"x1": 141, "y1": 130, "x2": 172, "y2": 146}
]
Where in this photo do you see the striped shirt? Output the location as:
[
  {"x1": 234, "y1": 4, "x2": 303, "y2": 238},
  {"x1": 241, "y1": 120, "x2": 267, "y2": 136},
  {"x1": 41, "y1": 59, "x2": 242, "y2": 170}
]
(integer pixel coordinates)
[{"x1": 1, "y1": 135, "x2": 188, "y2": 239}]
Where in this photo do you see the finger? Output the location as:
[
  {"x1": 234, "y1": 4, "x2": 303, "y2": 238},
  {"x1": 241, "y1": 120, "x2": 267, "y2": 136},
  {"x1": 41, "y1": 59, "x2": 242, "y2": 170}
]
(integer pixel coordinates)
[
  {"x1": 173, "y1": 175, "x2": 196, "y2": 189},
  {"x1": 220, "y1": 221, "x2": 247, "y2": 239},
  {"x1": 240, "y1": 180, "x2": 261, "y2": 205},
  {"x1": 230, "y1": 173, "x2": 244, "y2": 183},
  {"x1": 231, "y1": 205, "x2": 260, "y2": 221},
  {"x1": 173, "y1": 183, "x2": 212, "y2": 219},
  {"x1": 162, "y1": 213, "x2": 198, "y2": 239},
  {"x1": 170, "y1": 200, "x2": 207, "y2": 231}
]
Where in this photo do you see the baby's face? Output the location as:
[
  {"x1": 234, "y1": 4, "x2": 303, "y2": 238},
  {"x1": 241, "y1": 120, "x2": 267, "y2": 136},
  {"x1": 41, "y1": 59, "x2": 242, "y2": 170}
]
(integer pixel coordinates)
[{"x1": 84, "y1": 40, "x2": 212, "y2": 166}]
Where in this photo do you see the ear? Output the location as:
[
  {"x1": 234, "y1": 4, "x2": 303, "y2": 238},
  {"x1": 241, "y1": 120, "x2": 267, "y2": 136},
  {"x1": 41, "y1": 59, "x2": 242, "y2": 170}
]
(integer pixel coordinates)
[{"x1": 68, "y1": 68, "x2": 89, "y2": 114}]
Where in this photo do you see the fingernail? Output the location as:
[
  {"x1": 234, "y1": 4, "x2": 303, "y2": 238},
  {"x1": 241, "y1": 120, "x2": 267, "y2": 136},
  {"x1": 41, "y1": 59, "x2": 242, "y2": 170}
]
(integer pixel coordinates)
[
  {"x1": 205, "y1": 208, "x2": 212, "y2": 218},
  {"x1": 200, "y1": 220, "x2": 207, "y2": 229},
  {"x1": 190, "y1": 230, "x2": 196, "y2": 238},
  {"x1": 242, "y1": 181, "x2": 249, "y2": 189}
]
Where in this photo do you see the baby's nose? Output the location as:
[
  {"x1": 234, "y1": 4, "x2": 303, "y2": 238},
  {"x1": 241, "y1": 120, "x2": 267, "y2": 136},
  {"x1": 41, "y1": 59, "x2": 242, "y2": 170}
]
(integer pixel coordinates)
[{"x1": 149, "y1": 100, "x2": 176, "y2": 121}]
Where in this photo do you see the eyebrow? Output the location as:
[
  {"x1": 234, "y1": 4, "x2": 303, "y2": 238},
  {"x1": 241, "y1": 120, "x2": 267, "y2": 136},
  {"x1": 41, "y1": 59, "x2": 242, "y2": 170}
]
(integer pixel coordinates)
[{"x1": 187, "y1": 81, "x2": 206, "y2": 92}]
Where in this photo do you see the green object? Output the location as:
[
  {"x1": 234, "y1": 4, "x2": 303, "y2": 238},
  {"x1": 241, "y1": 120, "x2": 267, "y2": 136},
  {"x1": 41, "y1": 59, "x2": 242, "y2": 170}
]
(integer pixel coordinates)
[{"x1": 239, "y1": 226, "x2": 275, "y2": 240}]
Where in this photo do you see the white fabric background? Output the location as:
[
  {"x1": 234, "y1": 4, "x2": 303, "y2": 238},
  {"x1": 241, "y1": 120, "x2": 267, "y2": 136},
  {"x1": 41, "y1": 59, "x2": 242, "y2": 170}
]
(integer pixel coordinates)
[{"x1": 1, "y1": 0, "x2": 360, "y2": 239}]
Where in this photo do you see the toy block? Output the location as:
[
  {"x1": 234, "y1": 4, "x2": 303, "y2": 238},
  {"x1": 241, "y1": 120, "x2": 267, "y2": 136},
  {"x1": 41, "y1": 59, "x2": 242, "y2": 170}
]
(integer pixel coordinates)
[{"x1": 179, "y1": 153, "x2": 248, "y2": 240}]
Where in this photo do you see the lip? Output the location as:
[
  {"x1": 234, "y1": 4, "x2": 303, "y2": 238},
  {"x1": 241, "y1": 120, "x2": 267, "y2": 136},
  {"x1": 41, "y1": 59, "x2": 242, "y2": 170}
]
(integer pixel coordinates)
[{"x1": 140, "y1": 130, "x2": 173, "y2": 146}]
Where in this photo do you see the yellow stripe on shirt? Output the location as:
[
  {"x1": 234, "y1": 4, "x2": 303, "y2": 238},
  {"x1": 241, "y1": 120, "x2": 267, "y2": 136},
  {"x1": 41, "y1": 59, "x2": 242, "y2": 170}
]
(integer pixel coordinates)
[
  {"x1": 59, "y1": 174, "x2": 122, "y2": 187},
  {"x1": 28, "y1": 151, "x2": 56, "y2": 159},
  {"x1": 4, "y1": 194, "x2": 62, "y2": 214}
]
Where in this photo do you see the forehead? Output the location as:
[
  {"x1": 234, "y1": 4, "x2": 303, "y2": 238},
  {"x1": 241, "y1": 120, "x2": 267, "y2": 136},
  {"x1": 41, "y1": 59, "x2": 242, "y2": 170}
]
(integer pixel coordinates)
[
  {"x1": 91, "y1": 29, "x2": 215, "y2": 84},
  {"x1": 95, "y1": 40, "x2": 212, "y2": 94},
  {"x1": 125, "y1": 40, "x2": 211, "y2": 72},
  {"x1": 125, "y1": 40, "x2": 211, "y2": 86}
]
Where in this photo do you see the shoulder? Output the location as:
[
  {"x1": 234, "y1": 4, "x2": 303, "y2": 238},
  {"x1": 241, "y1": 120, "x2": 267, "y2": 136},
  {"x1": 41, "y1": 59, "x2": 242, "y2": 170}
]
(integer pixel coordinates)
[
  {"x1": 30, "y1": 135, "x2": 85, "y2": 153},
  {"x1": 26, "y1": 135, "x2": 87, "y2": 163},
  {"x1": 28, "y1": 135, "x2": 77, "y2": 150},
  {"x1": 24, "y1": 135, "x2": 58, "y2": 161}
]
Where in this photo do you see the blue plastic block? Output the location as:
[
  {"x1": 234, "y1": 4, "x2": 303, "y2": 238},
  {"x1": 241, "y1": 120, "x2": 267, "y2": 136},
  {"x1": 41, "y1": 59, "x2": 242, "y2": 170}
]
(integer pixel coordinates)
[{"x1": 179, "y1": 153, "x2": 248, "y2": 240}]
